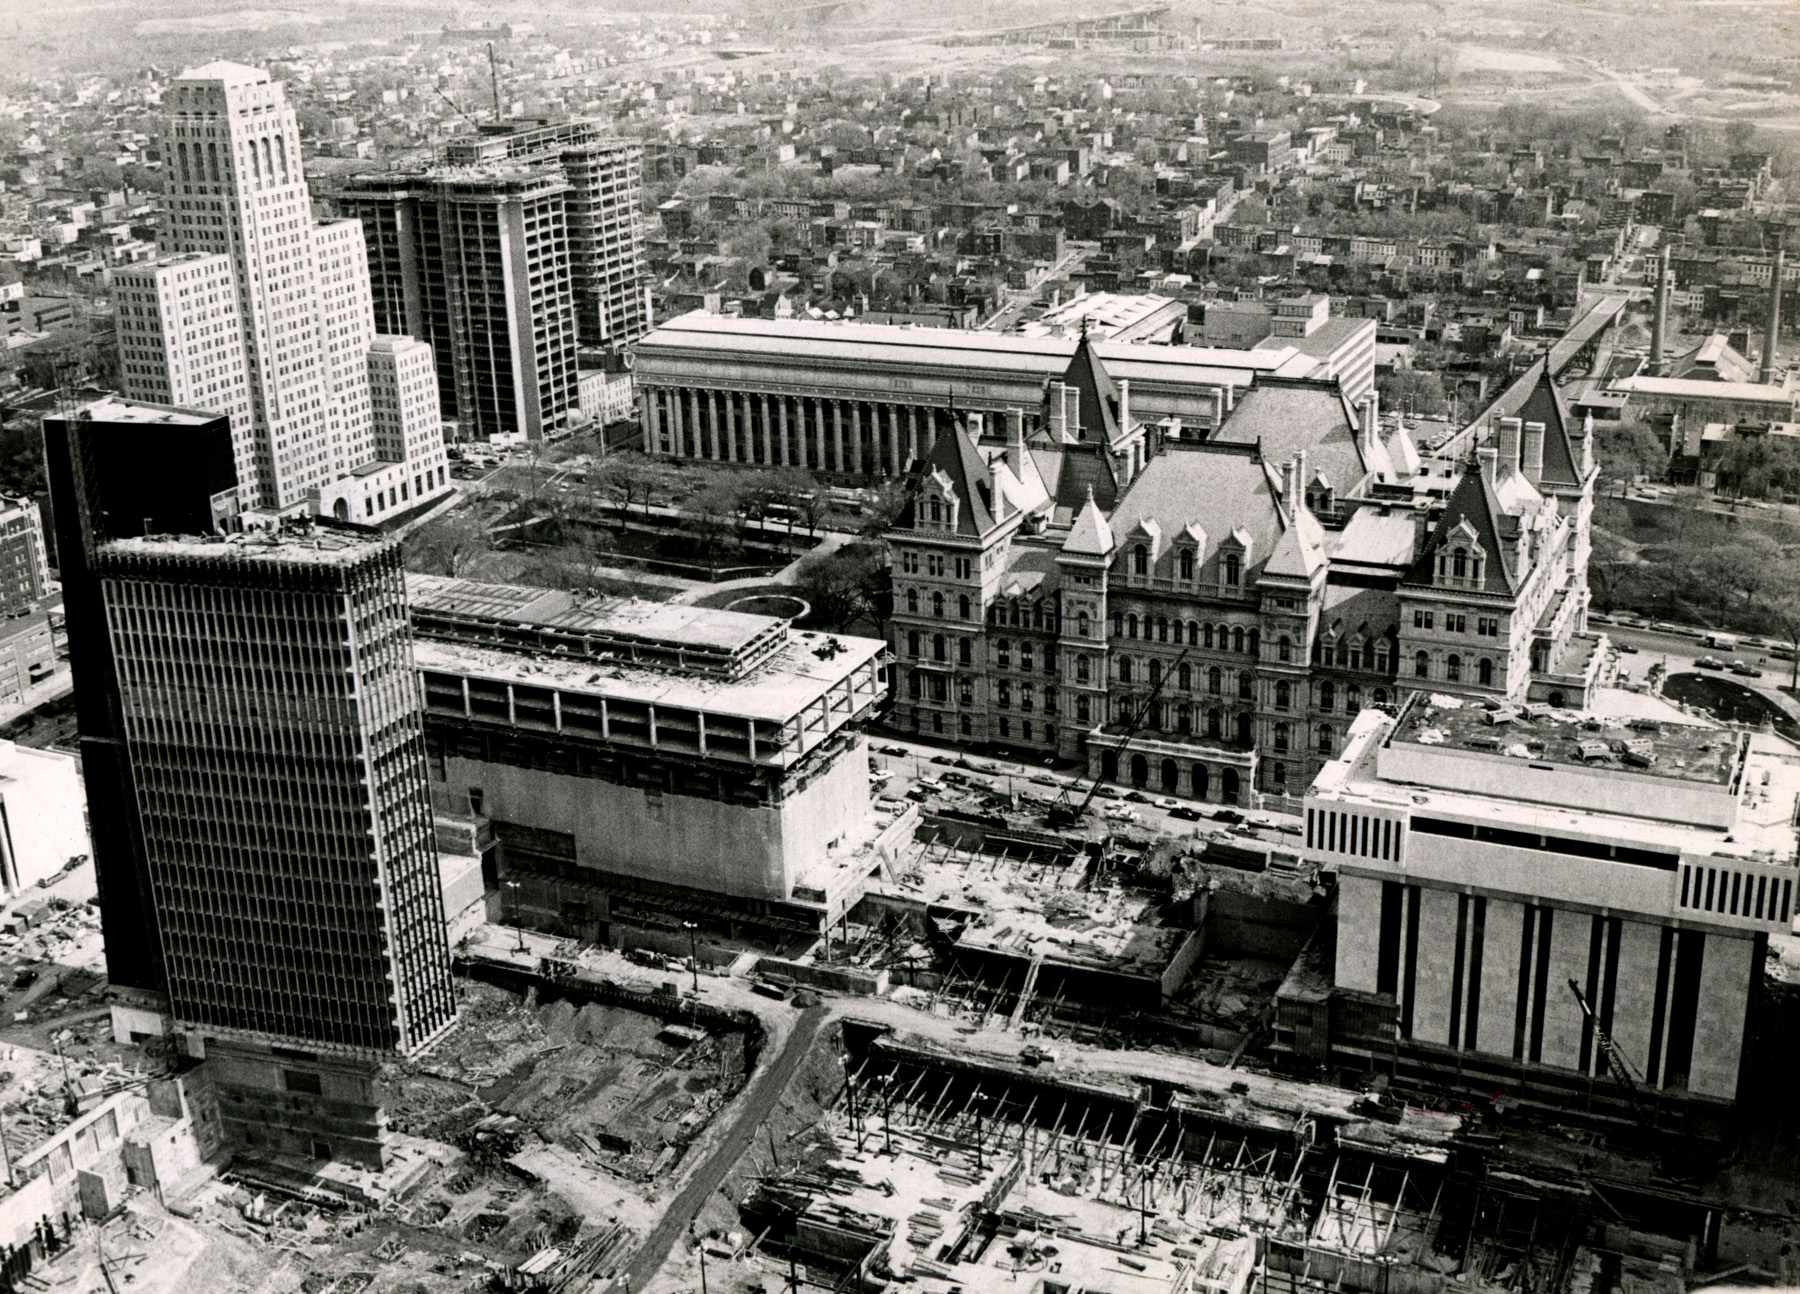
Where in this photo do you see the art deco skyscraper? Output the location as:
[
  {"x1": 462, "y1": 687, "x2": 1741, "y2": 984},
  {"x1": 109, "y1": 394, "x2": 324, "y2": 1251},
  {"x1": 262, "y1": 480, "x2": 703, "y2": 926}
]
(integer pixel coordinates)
[
  {"x1": 148, "y1": 63, "x2": 346, "y2": 512},
  {"x1": 119, "y1": 63, "x2": 451, "y2": 522}
]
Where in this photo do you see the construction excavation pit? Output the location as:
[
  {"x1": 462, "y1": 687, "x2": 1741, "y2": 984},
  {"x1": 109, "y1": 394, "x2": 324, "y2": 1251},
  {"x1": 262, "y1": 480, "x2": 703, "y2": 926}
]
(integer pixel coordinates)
[{"x1": 716, "y1": 1021, "x2": 1634, "y2": 1294}]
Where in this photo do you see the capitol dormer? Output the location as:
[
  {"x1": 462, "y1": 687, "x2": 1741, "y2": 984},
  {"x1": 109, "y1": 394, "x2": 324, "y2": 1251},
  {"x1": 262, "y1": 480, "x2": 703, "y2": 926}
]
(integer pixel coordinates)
[
  {"x1": 919, "y1": 466, "x2": 960, "y2": 532},
  {"x1": 1433, "y1": 519, "x2": 1487, "y2": 589}
]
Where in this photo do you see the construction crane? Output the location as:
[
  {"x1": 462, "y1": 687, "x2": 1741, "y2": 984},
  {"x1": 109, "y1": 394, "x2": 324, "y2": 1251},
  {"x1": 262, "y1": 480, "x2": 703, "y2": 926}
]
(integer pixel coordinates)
[
  {"x1": 1566, "y1": 978, "x2": 1644, "y2": 1097},
  {"x1": 1046, "y1": 647, "x2": 1190, "y2": 830},
  {"x1": 433, "y1": 85, "x2": 482, "y2": 132}
]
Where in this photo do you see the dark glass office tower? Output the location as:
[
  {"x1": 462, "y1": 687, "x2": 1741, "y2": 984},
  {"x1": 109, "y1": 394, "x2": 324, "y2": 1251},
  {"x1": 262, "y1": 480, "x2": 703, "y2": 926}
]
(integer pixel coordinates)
[
  {"x1": 42, "y1": 397, "x2": 241, "y2": 999},
  {"x1": 47, "y1": 396, "x2": 455, "y2": 1166}
]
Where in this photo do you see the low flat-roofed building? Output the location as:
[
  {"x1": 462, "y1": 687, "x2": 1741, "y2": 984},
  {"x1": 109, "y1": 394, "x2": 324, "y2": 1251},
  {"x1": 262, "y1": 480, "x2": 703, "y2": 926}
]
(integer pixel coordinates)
[
  {"x1": 0, "y1": 607, "x2": 55, "y2": 709},
  {"x1": 1290, "y1": 694, "x2": 1799, "y2": 1136},
  {"x1": 1607, "y1": 373, "x2": 1798, "y2": 426},
  {"x1": 1017, "y1": 292, "x2": 1188, "y2": 343},
  {"x1": 1256, "y1": 314, "x2": 1378, "y2": 406},
  {"x1": 409, "y1": 575, "x2": 896, "y2": 946},
  {"x1": 0, "y1": 739, "x2": 87, "y2": 893}
]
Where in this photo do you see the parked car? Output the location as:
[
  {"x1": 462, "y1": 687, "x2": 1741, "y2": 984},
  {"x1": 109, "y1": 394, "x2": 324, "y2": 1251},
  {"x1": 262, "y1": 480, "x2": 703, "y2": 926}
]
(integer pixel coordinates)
[
  {"x1": 1212, "y1": 809, "x2": 1246, "y2": 825},
  {"x1": 1124, "y1": 790, "x2": 1151, "y2": 803},
  {"x1": 12, "y1": 969, "x2": 37, "y2": 990},
  {"x1": 1029, "y1": 774, "x2": 1059, "y2": 787},
  {"x1": 877, "y1": 744, "x2": 910, "y2": 757},
  {"x1": 1695, "y1": 656, "x2": 1724, "y2": 670},
  {"x1": 1616, "y1": 642, "x2": 1638, "y2": 654},
  {"x1": 1730, "y1": 661, "x2": 1763, "y2": 678},
  {"x1": 930, "y1": 755, "x2": 956, "y2": 766},
  {"x1": 1170, "y1": 806, "x2": 1204, "y2": 821},
  {"x1": 1155, "y1": 797, "x2": 1181, "y2": 809}
]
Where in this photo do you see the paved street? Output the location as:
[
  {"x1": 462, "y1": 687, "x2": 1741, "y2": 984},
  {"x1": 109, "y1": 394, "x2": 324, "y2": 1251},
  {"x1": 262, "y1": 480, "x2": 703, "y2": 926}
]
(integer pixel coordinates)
[
  {"x1": 610, "y1": 1003, "x2": 829, "y2": 1294},
  {"x1": 1600, "y1": 620, "x2": 1800, "y2": 718}
]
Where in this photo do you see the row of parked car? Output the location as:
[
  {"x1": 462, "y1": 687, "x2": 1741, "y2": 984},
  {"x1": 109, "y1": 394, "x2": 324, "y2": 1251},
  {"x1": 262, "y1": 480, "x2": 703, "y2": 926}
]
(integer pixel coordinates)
[
  {"x1": 1695, "y1": 656, "x2": 1765, "y2": 678},
  {"x1": 1594, "y1": 613, "x2": 1794, "y2": 665}
]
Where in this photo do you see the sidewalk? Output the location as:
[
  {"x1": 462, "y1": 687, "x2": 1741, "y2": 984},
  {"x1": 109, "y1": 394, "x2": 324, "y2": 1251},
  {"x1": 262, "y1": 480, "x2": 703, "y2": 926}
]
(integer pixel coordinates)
[{"x1": 667, "y1": 528, "x2": 853, "y2": 606}]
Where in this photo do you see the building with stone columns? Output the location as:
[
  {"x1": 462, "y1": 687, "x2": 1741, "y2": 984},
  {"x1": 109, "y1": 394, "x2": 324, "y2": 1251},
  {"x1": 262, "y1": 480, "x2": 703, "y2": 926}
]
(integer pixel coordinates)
[
  {"x1": 631, "y1": 311, "x2": 1368, "y2": 479},
  {"x1": 882, "y1": 339, "x2": 1603, "y2": 805}
]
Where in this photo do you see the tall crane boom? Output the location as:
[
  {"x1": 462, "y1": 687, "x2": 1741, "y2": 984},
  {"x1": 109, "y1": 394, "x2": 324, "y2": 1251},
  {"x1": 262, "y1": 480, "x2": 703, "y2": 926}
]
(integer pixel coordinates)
[
  {"x1": 1047, "y1": 647, "x2": 1191, "y2": 829},
  {"x1": 1566, "y1": 978, "x2": 1643, "y2": 1093}
]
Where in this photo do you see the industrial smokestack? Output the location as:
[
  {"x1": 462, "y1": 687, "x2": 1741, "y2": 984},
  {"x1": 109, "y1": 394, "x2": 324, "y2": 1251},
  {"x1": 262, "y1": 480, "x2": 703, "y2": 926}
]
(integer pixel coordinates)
[
  {"x1": 1763, "y1": 240, "x2": 1786, "y2": 386},
  {"x1": 1650, "y1": 245, "x2": 1670, "y2": 376}
]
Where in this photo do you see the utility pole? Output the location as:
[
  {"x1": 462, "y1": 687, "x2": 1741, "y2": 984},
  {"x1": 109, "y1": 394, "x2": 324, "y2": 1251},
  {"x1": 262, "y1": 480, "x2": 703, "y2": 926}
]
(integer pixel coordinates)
[
  {"x1": 0, "y1": 1103, "x2": 15, "y2": 1189},
  {"x1": 844, "y1": 1064, "x2": 863, "y2": 1153},
  {"x1": 692, "y1": 1226, "x2": 709, "y2": 1294}
]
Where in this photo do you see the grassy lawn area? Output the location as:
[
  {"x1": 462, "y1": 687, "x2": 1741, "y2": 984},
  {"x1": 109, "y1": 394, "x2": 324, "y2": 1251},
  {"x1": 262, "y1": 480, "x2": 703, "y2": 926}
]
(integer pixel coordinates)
[{"x1": 1662, "y1": 671, "x2": 1799, "y2": 742}]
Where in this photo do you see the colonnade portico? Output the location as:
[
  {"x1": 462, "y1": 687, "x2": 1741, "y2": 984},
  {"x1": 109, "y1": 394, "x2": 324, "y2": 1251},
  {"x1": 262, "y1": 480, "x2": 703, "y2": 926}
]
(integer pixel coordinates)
[{"x1": 639, "y1": 385, "x2": 948, "y2": 478}]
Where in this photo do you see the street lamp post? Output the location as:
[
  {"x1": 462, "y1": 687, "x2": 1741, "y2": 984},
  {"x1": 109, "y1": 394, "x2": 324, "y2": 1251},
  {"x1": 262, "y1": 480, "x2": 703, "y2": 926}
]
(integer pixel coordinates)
[
  {"x1": 692, "y1": 1225, "x2": 709, "y2": 1294},
  {"x1": 504, "y1": 880, "x2": 526, "y2": 954},
  {"x1": 682, "y1": 921, "x2": 700, "y2": 995}
]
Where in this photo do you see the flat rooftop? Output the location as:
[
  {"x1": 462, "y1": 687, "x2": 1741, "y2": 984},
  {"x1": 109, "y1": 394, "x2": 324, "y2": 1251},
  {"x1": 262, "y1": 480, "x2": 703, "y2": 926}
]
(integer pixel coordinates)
[
  {"x1": 1392, "y1": 692, "x2": 1736, "y2": 787},
  {"x1": 407, "y1": 573, "x2": 788, "y2": 675},
  {"x1": 73, "y1": 395, "x2": 220, "y2": 426},
  {"x1": 1323, "y1": 706, "x2": 1800, "y2": 863},
  {"x1": 413, "y1": 625, "x2": 885, "y2": 727},
  {"x1": 636, "y1": 310, "x2": 1322, "y2": 387},
  {"x1": 98, "y1": 527, "x2": 390, "y2": 569},
  {"x1": 1610, "y1": 374, "x2": 1796, "y2": 403}
]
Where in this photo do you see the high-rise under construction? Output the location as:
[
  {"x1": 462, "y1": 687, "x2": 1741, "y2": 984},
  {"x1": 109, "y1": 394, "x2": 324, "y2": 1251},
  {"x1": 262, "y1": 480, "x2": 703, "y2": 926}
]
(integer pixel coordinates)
[
  {"x1": 341, "y1": 165, "x2": 581, "y2": 443},
  {"x1": 340, "y1": 120, "x2": 648, "y2": 445},
  {"x1": 443, "y1": 119, "x2": 652, "y2": 348}
]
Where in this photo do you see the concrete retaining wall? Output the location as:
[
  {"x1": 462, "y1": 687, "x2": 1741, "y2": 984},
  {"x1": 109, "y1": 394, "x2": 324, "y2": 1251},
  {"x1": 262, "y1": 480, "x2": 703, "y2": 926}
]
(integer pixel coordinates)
[
  {"x1": 1205, "y1": 888, "x2": 1320, "y2": 960},
  {"x1": 756, "y1": 957, "x2": 889, "y2": 996}
]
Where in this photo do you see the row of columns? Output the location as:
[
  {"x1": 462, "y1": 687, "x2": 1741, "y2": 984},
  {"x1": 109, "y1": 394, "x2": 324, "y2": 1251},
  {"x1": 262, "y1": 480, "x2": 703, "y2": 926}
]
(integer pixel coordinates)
[{"x1": 640, "y1": 386, "x2": 948, "y2": 478}]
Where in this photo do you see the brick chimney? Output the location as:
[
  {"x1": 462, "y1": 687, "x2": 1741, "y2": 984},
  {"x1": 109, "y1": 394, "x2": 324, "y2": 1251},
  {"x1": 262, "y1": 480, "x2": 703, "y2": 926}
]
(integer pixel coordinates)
[
  {"x1": 1497, "y1": 417, "x2": 1523, "y2": 474},
  {"x1": 1005, "y1": 408, "x2": 1026, "y2": 477},
  {"x1": 1521, "y1": 421, "x2": 1545, "y2": 485}
]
